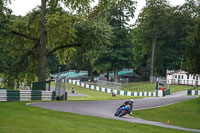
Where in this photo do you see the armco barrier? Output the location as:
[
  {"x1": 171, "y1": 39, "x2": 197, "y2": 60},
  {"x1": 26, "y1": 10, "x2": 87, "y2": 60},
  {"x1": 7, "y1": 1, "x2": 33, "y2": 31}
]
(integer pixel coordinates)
[
  {"x1": 0, "y1": 89, "x2": 7, "y2": 101},
  {"x1": 187, "y1": 90, "x2": 200, "y2": 96},
  {"x1": 68, "y1": 80, "x2": 168, "y2": 97},
  {"x1": 0, "y1": 90, "x2": 56, "y2": 102}
]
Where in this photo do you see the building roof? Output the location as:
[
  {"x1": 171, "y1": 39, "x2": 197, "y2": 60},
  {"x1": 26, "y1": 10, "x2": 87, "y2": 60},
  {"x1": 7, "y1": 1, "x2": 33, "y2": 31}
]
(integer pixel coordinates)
[{"x1": 166, "y1": 70, "x2": 188, "y2": 75}]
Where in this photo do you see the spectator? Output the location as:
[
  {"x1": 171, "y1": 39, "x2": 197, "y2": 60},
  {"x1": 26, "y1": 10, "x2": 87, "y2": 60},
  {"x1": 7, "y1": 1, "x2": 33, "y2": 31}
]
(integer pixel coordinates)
[
  {"x1": 71, "y1": 87, "x2": 75, "y2": 93},
  {"x1": 161, "y1": 85, "x2": 166, "y2": 91},
  {"x1": 112, "y1": 91, "x2": 116, "y2": 97}
]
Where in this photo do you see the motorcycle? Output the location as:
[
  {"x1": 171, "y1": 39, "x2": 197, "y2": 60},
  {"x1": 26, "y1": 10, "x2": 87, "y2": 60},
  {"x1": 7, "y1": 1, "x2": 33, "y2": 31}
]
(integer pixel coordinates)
[{"x1": 114, "y1": 105, "x2": 131, "y2": 117}]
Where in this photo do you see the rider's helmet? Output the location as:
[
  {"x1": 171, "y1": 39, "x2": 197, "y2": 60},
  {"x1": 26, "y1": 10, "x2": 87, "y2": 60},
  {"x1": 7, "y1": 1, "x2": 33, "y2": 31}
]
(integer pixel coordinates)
[{"x1": 130, "y1": 99, "x2": 134, "y2": 103}]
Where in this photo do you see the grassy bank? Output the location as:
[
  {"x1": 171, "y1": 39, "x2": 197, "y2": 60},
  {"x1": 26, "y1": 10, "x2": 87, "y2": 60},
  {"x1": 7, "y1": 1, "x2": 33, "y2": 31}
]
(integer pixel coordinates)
[
  {"x1": 51, "y1": 82, "x2": 142, "y2": 100},
  {"x1": 122, "y1": 82, "x2": 155, "y2": 92},
  {"x1": 122, "y1": 82, "x2": 193, "y2": 93},
  {"x1": 0, "y1": 102, "x2": 191, "y2": 133},
  {"x1": 132, "y1": 97, "x2": 200, "y2": 129},
  {"x1": 51, "y1": 82, "x2": 194, "y2": 100},
  {"x1": 193, "y1": 87, "x2": 200, "y2": 90},
  {"x1": 66, "y1": 83, "x2": 141, "y2": 101}
]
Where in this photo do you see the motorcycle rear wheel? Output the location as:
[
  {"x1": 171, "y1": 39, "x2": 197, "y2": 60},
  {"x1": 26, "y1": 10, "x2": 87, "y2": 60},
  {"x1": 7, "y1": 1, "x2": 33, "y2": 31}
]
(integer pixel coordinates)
[{"x1": 118, "y1": 111, "x2": 127, "y2": 117}]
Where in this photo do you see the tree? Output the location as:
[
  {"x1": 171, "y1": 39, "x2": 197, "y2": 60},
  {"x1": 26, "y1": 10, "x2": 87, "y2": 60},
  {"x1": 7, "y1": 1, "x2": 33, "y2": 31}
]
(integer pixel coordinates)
[
  {"x1": 92, "y1": 0, "x2": 136, "y2": 82},
  {"x1": 38, "y1": 0, "x2": 94, "y2": 81},
  {"x1": 146, "y1": 0, "x2": 170, "y2": 77},
  {"x1": 3, "y1": 0, "x2": 94, "y2": 83},
  {"x1": 132, "y1": 0, "x2": 172, "y2": 78},
  {"x1": 163, "y1": 0, "x2": 198, "y2": 71},
  {"x1": 3, "y1": 0, "x2": 114, "y2": 86},
  {"x1": 185, "y1": 18, "x2": 200, "y2": 74},
  {"x1": 0, "y1": 0, "x2": 11, "y2": 74},
  {"x1": 67, "y1": 18, "x2": 113, "y2": 81},
  {"x1": 131, "y1": 0, "x2": 200, "y2": 78},
  {"x1": 47, "y1": 54, "x2": 59, "y2": 74},
  {"x1": 0, "y1": 40, "x2": 9, "y2": 73},
  {"x1": 39, "y1": 0, "x2": 47, "y2": 82}
]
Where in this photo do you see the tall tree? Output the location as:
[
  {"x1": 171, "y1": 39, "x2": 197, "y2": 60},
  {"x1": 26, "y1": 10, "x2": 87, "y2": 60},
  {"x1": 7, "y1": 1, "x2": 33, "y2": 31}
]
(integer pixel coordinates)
[
  {"x1": 6, "y1": 0, "x2": 93, "y2": 83},
  {"x1": 38, "y1": 0, "x2": 93, "y2": 81},
  {"x1": 67, "y1": 18, "x2": 113, "y2": 81},
  {"x1": 39, "y1": 0, "x2": 47, "y2": 81},
  {"x1": 0, "y1": 0, "x2": 11, "y2": 74},
  {"x1": 185, "y1": 18, "x2": 200, "y2": 74},
  {"x1": 2, "y1": 0, "x2": 114, "y2": 87},
  {"x1": 132, "y1": 0, "x2": 172, "y2": 78},
  {"x1": 146, "y1": 0, "x2": 170, "y2": 77},
  {"x1": 131, "y1": 0, "x2": 199, "y2": 78},
  {"x1": 92, "y1": 0, "x2": 136, "y2": 82},
  {"x1": 163, "y1": 0, "x2": 198, "y2": 71}
]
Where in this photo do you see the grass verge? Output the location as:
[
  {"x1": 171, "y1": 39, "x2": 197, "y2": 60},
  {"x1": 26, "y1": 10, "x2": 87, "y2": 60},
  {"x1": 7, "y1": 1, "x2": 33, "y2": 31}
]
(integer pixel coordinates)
[
  {"x1": 170, "y1": 85, "x2": 194, "y2": 93},
  {"x1": 0, "y1": 102, "x2": 191, "y2": 133},
  {"x1": 66, "y1": 83, "x2": 142, "y2": 101},
  {"x1": 131, "y1": 97, "x2": 200, "y2": 129},
  {"x1": 122, "y1": 82, "x2": 155, "y2": 92},
  {"x1": 51, "y1": 82, "x2": 194, "y2": 100},
  {"x1": 121, "y1": 82, "x2": 194, "y2": 94}
]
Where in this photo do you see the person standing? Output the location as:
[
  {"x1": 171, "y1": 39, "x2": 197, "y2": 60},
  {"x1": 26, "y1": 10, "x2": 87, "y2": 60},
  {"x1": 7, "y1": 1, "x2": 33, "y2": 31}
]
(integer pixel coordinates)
[{"x1": 71, "y1": 87, "x2": 75, "y2": 93}]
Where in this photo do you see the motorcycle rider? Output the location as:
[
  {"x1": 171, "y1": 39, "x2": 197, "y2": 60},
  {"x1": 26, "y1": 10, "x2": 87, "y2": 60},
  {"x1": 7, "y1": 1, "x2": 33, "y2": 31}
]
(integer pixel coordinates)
[{"x1": 117, "y1": 99, "x2": 134, "y2": 114}]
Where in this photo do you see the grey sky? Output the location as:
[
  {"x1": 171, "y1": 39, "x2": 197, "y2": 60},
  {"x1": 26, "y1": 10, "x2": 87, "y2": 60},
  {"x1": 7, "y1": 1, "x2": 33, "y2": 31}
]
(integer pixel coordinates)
[{"x1": 8, "y1": 0, "x2": 186, "y2": 21}]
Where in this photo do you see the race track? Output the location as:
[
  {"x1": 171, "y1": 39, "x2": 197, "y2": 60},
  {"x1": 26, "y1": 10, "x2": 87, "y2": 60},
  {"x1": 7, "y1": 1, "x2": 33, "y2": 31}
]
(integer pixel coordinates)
[{"x1": 29, "y1": 91, "x2": 200, "y2": 132}]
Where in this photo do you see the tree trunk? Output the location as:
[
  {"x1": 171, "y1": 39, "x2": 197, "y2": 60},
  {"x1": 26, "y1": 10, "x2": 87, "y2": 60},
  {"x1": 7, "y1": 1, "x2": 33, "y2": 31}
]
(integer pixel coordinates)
[
  {"x1": 90, "y1": 69, "x2": 94, "y2": 82},
  {"x1": 106, "y1": 69, "x2": 109, "y2": 81},
  {"x1": 114, "y1": 65, "x2": 118, "y2": 82},
  {"x1": 150, "y1": 36, "x2": 157, "y2": 77},
  {"x1": 38, "y1": 0, "x2": 47, "y2": 82}
]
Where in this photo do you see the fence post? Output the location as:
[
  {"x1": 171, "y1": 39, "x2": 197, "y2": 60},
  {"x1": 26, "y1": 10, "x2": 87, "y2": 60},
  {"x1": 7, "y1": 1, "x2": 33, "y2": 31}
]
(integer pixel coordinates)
[{"x1": 64, "y1": 77, "x2": 67, "y2": 100}]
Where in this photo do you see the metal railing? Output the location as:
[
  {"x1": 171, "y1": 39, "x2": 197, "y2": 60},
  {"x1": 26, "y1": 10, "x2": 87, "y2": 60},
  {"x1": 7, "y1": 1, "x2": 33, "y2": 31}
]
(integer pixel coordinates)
[
  {"x1": 55, "y1": 76, "x2": 67, "y2": 100},
  {"x1": 96, "y1": 80, "x2": 122, "y2": 90}
]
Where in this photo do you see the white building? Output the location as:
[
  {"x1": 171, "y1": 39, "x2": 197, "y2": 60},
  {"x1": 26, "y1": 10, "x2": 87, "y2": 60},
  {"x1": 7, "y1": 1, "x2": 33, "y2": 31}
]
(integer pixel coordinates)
[{"x1": 166, "y1": 70, "x2": 200, "y2": 86}]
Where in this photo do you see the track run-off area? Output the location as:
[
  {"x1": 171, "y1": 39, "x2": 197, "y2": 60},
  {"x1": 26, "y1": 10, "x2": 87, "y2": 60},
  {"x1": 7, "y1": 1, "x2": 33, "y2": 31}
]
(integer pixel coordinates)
[{"x1": 30, "y1": 91, "x2": 200, "y2": 132}]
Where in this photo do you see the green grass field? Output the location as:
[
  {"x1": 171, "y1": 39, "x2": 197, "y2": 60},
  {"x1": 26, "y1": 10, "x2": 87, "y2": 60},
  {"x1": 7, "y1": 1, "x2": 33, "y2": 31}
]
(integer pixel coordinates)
[
  {"x1": 132, "y1": 97, "x2": 200, "y2": 129},
  {"x1": 0, "y1": 81, "x2": 198, "y2": 132},
  {"x1": 65, "y1": 83, "x2": 142, "y2": 101},
  {"x1": 0, "y1": 102, "x2": 192, "y2": 133},
  {"x1": 64, "y1": 81, "x2": 195, "y2": 93},
  {"x1": 122, "y1": 82, "x2": 156, "y2": 92},
  {"x1": 169, "y1": 85, "x2": 194, "y2": 93},
  {"x1": 194, "y1": 87, "x2": 200, "y2": 90},
  {"x1": 121, "y1": 82, "x2": 194, "y2": 93},
  {"x1": 51, "y1": 82, "x2": 195, "y2": 100}
]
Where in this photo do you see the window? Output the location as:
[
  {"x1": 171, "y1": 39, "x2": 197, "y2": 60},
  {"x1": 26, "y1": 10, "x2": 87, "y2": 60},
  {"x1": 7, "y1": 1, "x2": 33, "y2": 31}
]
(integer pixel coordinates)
[
  {"x1": 182, "y1": 75, "x2": 184, "y2": 79},
  {"x1": 193, "y1": 76, "x2": 195, "y2": 79},
  {"x1": 175, "y1": 75, "x2": 177, "y2": 78},
  {"x1": 178, "y1": 75, "x2": 180, "y2": 79},
  {"x1": 187, "y1": 75, "x2": 189, "y2": 79},
  {"x1": 196, "y1": 76, "x2": 198, "y2": 80}
]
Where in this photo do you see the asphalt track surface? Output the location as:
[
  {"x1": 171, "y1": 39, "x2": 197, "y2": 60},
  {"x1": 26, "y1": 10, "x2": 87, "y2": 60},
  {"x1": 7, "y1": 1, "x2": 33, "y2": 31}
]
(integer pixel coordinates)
[{"x1": 30, "y1": 91, "x2": 200, "y2": 132}]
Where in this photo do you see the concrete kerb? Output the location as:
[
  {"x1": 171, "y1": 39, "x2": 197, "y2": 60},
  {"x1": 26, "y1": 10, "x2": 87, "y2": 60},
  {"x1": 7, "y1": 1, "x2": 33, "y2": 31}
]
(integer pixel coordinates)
[{"x1": 188, "y1": 90, "x2": 200, "y2": 96}]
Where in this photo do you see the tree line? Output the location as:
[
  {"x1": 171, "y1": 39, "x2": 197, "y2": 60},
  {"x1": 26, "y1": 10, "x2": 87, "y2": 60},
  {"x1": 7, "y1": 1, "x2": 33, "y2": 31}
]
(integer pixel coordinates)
[{"x1": 0, "y1": 0, "x2": 200, "y2": 88}]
